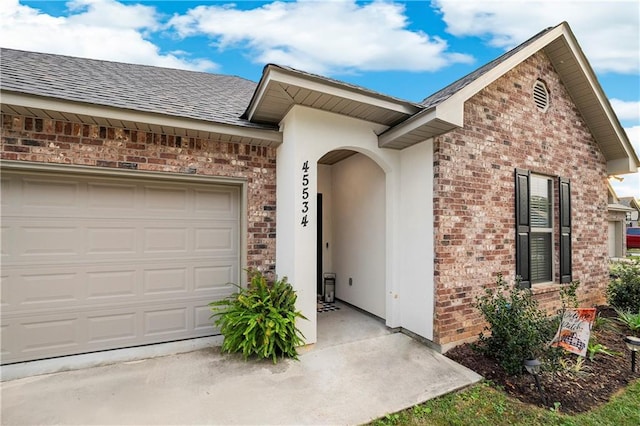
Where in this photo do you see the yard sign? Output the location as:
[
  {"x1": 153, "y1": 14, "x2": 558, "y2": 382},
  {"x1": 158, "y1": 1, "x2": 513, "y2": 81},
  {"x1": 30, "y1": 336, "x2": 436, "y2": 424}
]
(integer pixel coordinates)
[{"x1": 550, "y1": 308, "x2": 596, "y2": 357}]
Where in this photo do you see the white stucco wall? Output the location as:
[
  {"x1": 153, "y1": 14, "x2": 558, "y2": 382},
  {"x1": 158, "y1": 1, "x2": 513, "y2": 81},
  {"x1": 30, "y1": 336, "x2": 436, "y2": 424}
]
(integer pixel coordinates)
[
  {"x1": 398, "y1": 141, "x2": 434, "y2": 339},
  {"x1": 276, "y1": 105, "x2": 435, "y2": 343},
  {"x1": 331, "y1": 153, "x2": 386, "y2": 318}
]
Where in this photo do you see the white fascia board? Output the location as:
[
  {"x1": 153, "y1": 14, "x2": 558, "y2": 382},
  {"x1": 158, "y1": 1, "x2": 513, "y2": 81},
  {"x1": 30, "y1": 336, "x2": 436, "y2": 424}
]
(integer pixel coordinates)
[
  {"x1": 377, "y1": 108, "x2": 437, "y2": 146},
  {"x1": 377, "y1": 102, "x2": 463, "y2": 147},
  {"x1": 607, "y1": 157, "x2": 638, "y2": 175},
  {"x1": 244, "y1": 66, "x2": 277, "y2": 122},
  {"x1": 246, "y1": 65, "x2": 419, "y2": 121},
  {"x1": 608, "y1": 203, "x2": 635, "y2": 212},
  {"x1": 1, "y1": 91, "x2": 283, "y2": 144}
]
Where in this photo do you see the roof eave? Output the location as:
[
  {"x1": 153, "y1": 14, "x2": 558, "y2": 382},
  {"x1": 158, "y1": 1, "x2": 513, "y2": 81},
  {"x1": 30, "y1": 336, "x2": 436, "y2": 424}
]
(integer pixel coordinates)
[
  {"x1": 244, "y1": 64, "x2": 420, "y2": 127},
  {"x1": 608, "y1": 203, "x2": 635, "y2": 212},
  {"x1": 379, "y1": 25, "x2": 568, "y2": 149},
  {"x1": 377, "y1": 104, "x2": 462, "y2": 149},
  {"x1": 544, "y1": 23, "x2": 639, "y2": 174},
  {"x1": 379, "y1": 22, "x2": 640, "y2": 170},
  {"x1": 1, "y1": 91, "x2": 282, "y2": 147}
]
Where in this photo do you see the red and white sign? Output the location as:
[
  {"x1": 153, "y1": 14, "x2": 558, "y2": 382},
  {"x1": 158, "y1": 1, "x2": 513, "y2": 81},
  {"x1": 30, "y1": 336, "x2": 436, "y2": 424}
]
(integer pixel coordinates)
[{"x1": 550, "y1": 308, "x2": 597, "y2": 357}]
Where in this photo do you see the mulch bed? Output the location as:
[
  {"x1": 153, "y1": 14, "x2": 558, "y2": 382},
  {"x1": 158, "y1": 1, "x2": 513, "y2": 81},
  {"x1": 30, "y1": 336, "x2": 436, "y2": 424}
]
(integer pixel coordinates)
[{"x1": 445, "y1": 307, "x2": 640, "y2": 414}]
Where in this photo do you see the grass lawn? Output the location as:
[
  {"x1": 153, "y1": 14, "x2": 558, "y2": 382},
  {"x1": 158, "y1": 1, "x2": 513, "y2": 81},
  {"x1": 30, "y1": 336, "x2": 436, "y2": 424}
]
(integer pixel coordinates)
[{"x1": 371, "y1": 379, "x2": 640, "y2": 426}]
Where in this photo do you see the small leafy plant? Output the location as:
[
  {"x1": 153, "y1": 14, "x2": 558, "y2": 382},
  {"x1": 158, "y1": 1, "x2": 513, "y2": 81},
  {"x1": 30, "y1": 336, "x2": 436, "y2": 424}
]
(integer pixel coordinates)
[
  {"x1": 591, "y1": 312, "x2": 617, "y2": 333},
  {"x1": 474, "y1": 273, "x2": 555, "y2": 375},
  {"x1": 615, "y1": 308, "x2": 640, "y2": 334},
  {"x1": 558, "y1": 355, "x2": 588, "y2": 375},
  {"x1": 586, "y1": 338, "x2": 621, "y2": 361},
  {"x1": 210, "y1": 269, "x2": 307, "y2": 363}
]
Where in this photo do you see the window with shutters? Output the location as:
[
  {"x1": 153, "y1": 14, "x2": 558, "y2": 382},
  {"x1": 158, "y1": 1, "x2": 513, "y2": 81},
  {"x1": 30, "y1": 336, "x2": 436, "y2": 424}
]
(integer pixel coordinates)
[
  {"x1": 530, "y1": 175, "x2": 553, "y2": 283},
  {"x1": 515, "y1": 169, "x2": 572, "y2": 288}
]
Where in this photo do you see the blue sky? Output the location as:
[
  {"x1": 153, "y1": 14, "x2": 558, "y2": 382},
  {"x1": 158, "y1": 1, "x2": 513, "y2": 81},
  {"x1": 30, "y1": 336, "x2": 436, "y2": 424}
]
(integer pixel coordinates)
[{"x1": 1, "y1": 0, "x2": 638, "y2": 196}]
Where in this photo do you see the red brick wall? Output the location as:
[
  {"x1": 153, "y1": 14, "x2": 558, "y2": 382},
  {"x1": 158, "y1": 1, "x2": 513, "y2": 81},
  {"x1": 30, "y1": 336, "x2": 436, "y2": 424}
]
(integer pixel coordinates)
[
  {"x1": 1, "y1": 114, "x2": 277, "y2": 274},
  {"x1": 433, "y1": 51, "x2": 609, "y2": 347}
]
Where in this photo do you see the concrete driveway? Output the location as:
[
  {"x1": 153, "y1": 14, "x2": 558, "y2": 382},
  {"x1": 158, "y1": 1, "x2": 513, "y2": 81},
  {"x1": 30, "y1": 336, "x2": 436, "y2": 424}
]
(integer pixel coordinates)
[{"x1": 1, "y1": 306, "x2": 481, "y2": 425}]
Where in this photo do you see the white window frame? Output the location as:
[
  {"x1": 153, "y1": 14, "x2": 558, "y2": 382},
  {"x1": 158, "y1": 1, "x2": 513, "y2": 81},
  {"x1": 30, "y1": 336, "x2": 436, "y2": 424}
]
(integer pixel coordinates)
[{"x1": 530, "y1": 174, "x2": 554, "y2": 284}]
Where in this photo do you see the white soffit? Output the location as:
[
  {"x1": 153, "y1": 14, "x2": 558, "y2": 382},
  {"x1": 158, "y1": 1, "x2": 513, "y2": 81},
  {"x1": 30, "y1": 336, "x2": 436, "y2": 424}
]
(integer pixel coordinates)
[
  {"x1": 1, "y1": 92, "x2": 283, "y2": 147},
  {"x1": 245, "y1": 66, "x2": 419, "y2": 127}
]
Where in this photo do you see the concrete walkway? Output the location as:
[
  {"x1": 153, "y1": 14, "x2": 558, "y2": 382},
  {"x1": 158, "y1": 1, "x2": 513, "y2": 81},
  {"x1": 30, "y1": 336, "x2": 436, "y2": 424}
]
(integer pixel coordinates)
[{"x1": 1, "y1": 307, "x2": 481, "y2": 425}]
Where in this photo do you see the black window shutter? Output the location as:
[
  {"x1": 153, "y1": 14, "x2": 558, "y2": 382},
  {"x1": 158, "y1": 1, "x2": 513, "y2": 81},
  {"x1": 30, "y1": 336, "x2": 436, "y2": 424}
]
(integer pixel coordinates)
[
  {"x1": 515, "y1": 169, "x2": 531, "y2": 288},
  {"x1": 559, "y1": 177, "x2": 572, "y2": 283}
]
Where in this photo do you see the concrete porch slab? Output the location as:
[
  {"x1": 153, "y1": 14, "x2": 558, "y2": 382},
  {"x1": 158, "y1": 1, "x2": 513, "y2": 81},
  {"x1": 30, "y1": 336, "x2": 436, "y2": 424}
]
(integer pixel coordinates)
[{"x1": 0, "y1": 332, "x2": 481, "y2": 425}]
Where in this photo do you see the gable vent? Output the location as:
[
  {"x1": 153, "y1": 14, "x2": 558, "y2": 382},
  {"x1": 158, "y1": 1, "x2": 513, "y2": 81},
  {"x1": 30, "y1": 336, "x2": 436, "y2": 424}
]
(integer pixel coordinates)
[{"x1": 533, "y1": 80, "x2": 549, "y2": 112}]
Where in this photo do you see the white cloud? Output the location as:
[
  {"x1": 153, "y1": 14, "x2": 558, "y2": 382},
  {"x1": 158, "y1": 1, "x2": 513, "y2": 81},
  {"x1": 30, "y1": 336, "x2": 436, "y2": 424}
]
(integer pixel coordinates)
[
  {"x1": 434, "y1": 0, "x2": 640, "y2": 74},
  {"x1": 610, "y1": 125, "x2": 640, "y2": 198},
  {"x1": 168, "y1": 0, "x2": 473, "y2": 74},
  {"x1": 611, "y1": 99, "x2": 640, "y2": 122},
  {"x1": 0, "y1": 0, "x2": 217, "y2": 71}
]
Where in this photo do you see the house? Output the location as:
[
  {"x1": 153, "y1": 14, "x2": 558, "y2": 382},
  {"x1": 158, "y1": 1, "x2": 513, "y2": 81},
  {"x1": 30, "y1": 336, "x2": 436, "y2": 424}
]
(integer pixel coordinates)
[
  {"x1": 619, "y1": 196, "x2": 640, "y2": 227},
  {"x1": 607, "y1": 183, "x2": 634, "y2": 258},
  {"x1": 2, "y1": 21, "x2": 638, "y2": 365}
]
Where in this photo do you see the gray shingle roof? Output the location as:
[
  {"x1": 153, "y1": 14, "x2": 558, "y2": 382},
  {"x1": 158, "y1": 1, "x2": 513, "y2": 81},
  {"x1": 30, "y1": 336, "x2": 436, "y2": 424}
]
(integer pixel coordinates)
[
  {"x1": 268, "y1": 64, "x2": 420, "y2": 106},
  {"x1": 420, "y1": 25, "x2": 556, "y2": 109},
  {"x1": 0, "y1": 48, "x2": 274, "y2": 130}
]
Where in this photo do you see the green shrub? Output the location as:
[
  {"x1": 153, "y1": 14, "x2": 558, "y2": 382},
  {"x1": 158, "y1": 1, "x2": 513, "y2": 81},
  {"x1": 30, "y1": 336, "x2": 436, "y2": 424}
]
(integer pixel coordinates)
[
  {"x1": 210, "y1": 269, "x2": 307, "y2": 363},
  {"x1": 607, "y1": 259, "x2": 640, "y2": 312},
  {"x1": 474, "y1": 274, "x2": 556, "y2": 375}
]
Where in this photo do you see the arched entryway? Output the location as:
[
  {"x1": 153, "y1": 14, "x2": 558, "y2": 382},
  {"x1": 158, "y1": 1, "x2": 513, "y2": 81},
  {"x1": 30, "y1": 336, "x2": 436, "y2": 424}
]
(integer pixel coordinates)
[{"x1": 317, "y1": 149, "x2": 386, "y2": 320}]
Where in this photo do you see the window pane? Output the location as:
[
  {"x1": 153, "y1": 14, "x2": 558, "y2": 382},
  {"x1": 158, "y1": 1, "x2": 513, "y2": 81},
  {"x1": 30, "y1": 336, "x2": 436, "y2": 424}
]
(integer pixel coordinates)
[
  {"x1": 531, "y1": 233, "x2": 552, "y2": 282},
  {"x1": 530, "y1": 176, "x2": 551, "y2": 228}
]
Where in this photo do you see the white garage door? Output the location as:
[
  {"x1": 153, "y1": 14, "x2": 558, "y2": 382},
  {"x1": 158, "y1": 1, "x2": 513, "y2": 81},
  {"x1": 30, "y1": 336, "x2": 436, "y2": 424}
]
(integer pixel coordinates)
[{"x1": 1, "y1": 169, "x2": 240, "y2": 364}]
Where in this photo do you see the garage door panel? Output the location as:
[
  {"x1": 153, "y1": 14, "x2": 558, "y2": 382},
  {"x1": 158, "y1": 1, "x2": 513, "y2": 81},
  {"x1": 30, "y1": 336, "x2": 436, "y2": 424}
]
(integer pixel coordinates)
[
  {"x1": 20, "y1": 317, "x2": 80, "y2": 353},
  {"x1": 87, "y1": 312, "x2": 137, "y2": 344},
  {"x1": 144, "y1": 186, "x2": 188, "y2": 211},
  {"x1": 87, "y1": 270, "x2": 138, "y2": 299},
  {"x1": 86, "y1": 227, "x2": 137, "y2": 255},
  {"x1": 194, "y1": 227, "x2": 236, "y2": 252},
  {"x1": 1, "y1": 274, "x2": 10, "y2": 309},
  {"x1": 194, "y1": 305, "x2": 215, "y2": 331},
  {"x1": 19, "y1": 271, "x2": 80, "y2": 305},
  {"x1": 143, "y1": 267, "x2": 188, "y2": 295},
  {"x1": 2, "y1": 303, "x2": 220, "y2": 362},
  {"x1": 0, "y1": 324, "x2": 9, "y2": 359},
  {"x1": 1, "y1": 177, "x2": 12, "y2": 207},
  {"x1": 1, "y1": 226, "x2": 9, "y2": 258},
  {"x1": 144, "y1": 307, "x2": 188, "y2": 336},
  {"x1": 1, "y1": 170, "x2": 241, "y2": 364},
  {"x1": 4, "y1": 265, "x2": 136, "y2": 311},
  {"x1": 143, "y1": 227, "x2": 188, "y2": 253},
  {"x1": 19, "y1": 225, "x2": 81, "y2": 256},
  {"x1": 22, "y1": 178, "x2": 80, "y2": 209},
  {"x1": 3, "y1": 260, "x2": 237, "y2": 313},
  {"x1": 194, "y1": 264, "x2": 236, "y2": 292},
  {"x1": 195, "y1": 188, "x2": 237, "y2": 217},
  {"x1": 87, "y1": 182, "x2": 137, "y2": 210}
]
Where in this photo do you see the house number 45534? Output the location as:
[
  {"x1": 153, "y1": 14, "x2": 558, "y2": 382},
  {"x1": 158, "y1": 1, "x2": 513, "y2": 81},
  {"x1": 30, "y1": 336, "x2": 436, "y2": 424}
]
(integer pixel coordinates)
[{"x1": 301, "y1": 161, "x2": 310, "y2": 227}]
